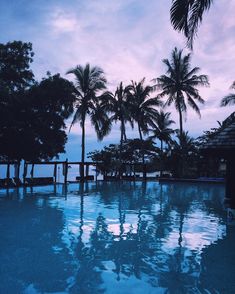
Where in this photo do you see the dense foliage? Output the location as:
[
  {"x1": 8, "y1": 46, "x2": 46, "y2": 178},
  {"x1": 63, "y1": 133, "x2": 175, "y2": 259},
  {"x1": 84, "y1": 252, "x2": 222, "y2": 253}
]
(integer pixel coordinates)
[{"x1": 0, "y1": 41, "x2": 75, "y2": 161}]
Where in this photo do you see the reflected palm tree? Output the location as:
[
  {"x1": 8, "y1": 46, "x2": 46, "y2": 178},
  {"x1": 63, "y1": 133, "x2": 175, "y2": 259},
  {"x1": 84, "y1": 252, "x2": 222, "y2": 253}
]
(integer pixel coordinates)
[
  {"x1": 72, "y1": 186, "x2": 108, "y2": 294},
  {"x1": 0, "y1": 188, "x2": 74, "y2": 293}
]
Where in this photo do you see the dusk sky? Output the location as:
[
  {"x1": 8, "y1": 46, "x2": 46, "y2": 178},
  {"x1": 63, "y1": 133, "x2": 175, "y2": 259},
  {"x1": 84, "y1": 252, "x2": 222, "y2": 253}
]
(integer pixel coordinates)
[{"x1": 1, "y1": 0, "x2": 235, "y2": 160}]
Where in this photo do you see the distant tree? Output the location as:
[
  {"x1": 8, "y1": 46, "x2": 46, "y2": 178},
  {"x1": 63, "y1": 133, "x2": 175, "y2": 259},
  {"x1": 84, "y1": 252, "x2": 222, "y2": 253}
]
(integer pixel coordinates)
[
  {"x1": 88, "y1": 139, "x2": 159, "y2": 177},
  {"x1": 154, "y1": 47, "x2": 209, "y2": 144},
  {"x1": 172, "y1": 130, "x2": 196, "y2": 153},
  {"x1": 67, "y1": 64, "x2": 110, "y2": 180},
  {"x1": 122, "y1": 139, "x2": 159, "y2": 163},
  {"x1": 220, "y1": 81, "x2": 235, "y2": 106},
  {"x1": 170, "y1": 0, "x2": 214, "y2": 49},
  {"x1": 167, "y1": 131, "x2": 198, "y2": 177},
  {"x1": 149, "y1": 110, "x2": 175, "y2": 152}
]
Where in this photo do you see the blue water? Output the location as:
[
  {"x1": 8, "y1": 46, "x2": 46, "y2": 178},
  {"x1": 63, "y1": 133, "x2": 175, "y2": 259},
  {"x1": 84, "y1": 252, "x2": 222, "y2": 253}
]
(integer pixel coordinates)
[{"x1": 0, "y1": 181, "x2": 234, "y2": 294}]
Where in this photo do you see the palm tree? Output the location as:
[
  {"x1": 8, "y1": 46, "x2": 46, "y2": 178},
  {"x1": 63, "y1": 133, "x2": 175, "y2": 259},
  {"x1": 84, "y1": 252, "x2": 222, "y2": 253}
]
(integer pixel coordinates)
[
  {"x1": 169, "y1": 130, "x2": 197, "y2": 177},
  {"x1": 154, "y1": 47, "x2": 209, "y2": 144},
  {"x1": 170, "y1": 0, "x2": 214, "y2": 49},
  {"x1": 149, "y1": 110, "x2": 175, "y2": 177},
  {"x1": 173, "y1": 130, "x2": 196, "y2": 153},
  {"x1": 221, "y1": 81, "x2": 235, "y2": 106},
  {"x1": 102, "y1": 82, "x2": 133, "y2": 146},
  {"x1": 67, "y1": 63, "x2": 110, "y2": 180},
  {"x1": 126, "y1": 79, "x2": 162, "y2": 171},
  {"x1": 127, "y1": 78, "x2": 162, "y2": 141},
  {"x1": 149, "y1": 110, "x2": 175, "y2": 152}
]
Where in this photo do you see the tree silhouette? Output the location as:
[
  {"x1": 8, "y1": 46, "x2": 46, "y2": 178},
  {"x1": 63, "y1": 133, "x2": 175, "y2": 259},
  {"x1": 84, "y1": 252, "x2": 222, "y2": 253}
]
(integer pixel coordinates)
[
  {"x1": 0, "y1": 41, "x2": 75, "y2": 161},
  {"x1": 102, "y1": 82, "x2": 133, "y2": 146},
  {"x1": 220, "y1": 81, "x2": 235, "y2": 106},
  {"x1": 154, "y1": 47, "x2": 209, "y2": 144},
  {"x1": 127, "y1": 79, "x2": 162, "y2": 141},
  {"x1": 67, "y1": 64, "x2": 110, "y2": 180},
  {"x1": 170, "y1": 0, "x2": 214, "y2": 49},
  {"x1": 149, "y1": 110, "x2": 175, "y2": 152}
]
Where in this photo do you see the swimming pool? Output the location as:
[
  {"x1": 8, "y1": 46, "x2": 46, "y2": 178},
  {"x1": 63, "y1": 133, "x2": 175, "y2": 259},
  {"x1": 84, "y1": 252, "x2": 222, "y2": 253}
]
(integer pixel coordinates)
[{"x1": 0, "y1": 181, "x2": 234, "y2": 293}]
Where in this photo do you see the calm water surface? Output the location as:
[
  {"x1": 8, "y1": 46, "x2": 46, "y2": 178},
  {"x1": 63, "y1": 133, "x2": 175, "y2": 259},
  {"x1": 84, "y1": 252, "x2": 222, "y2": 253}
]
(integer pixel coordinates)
[{"x1": 0, "y1": 181, "x2": 234, "y2": 294}]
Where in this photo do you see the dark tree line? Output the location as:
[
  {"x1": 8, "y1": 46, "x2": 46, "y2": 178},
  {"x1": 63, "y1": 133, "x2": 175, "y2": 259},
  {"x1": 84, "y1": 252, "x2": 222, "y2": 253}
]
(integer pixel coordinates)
[{"x1": 0, "y1": 41, "x2": 75, "y2": 162}]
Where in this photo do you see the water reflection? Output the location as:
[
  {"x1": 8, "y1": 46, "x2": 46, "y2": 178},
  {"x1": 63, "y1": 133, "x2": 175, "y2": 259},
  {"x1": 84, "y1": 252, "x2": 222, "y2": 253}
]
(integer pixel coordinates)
[{"x1": 0, "y1": 181, "x2": 234, "y2": 293}]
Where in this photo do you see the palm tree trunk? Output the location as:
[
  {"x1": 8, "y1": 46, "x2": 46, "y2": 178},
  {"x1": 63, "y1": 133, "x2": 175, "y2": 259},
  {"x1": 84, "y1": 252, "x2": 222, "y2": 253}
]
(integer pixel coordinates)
[
  {"x1": 178, "y1": 107, "x2": 184, "y2": 177},
  {"x1": 160, "y1": 139, "x2": 163, "y2": 177},
  {"x1": 120, "y1": 119, "x2": 125, "y2": 145},
  {"x1": 123, "y1": 129, "x2": 127, "y2": 141},
  {"x1": 81, "y1": 118, "x2": 85, "y2": 181},
  {"x1": 138, "y1": 123, "x2": 143, "y2": 141},
  {"x1": 178, "y1": 108, "x2": 183, "y2": 142},
  {"x1": 119, "y1": 121, "x2": 125, "y2": 178},
  {"x1": 138, "y1": 123, "x2": 145, "y2": 178}
]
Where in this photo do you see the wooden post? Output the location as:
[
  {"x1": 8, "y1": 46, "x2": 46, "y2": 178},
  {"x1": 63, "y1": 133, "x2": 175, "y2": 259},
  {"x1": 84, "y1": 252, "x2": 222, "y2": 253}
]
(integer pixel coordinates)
[
  {"x1": 64, "y1": 159, "x2": 68, "y2": 184},
  {"x1": 86, "y1": 164, "x2": 89, "y2": 177},
  {"x1": 30, "y1": 164, "x2": 34, "y2": 179},
  {"x1": 6, "y1": 162, "x2": 10, "y2": 180},
  {"x1": 143, "y1": 163, "x2": 147, "y2": 180},
  {"x1": 23, "y1": 162, "x2": 28, "y2": 184},
  {"x1": 95, "y1": 163, "x2": 98, "y2": 181},
  {"x1": 14, "y1": 162, "x2": 19, "y2": 179},
  {"x1": 53, "y1": 163, "x2": 57, "y2": 183},
  {"x1": 16, "y1": 160, "x2": 20, "y2": 180}
]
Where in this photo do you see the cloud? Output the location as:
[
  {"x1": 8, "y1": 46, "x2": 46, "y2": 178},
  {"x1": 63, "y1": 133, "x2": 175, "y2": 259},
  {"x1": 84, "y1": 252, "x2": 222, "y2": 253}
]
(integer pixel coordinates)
[{"x1": 49, "y1": 9, "x2": 79, "y2": 34}]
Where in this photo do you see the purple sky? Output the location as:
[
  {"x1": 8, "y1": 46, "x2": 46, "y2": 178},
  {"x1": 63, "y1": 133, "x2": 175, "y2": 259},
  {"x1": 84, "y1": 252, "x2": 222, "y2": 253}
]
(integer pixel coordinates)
[{"x1": 1, "y1": 0, "x2": 235, "y2": 160}]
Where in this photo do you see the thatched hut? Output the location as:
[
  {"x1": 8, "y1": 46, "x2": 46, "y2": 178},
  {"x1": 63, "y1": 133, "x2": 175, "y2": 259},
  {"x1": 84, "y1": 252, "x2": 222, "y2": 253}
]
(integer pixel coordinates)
[{"x1": 202, "y1": 112, "x2": 235, "y2": 208}]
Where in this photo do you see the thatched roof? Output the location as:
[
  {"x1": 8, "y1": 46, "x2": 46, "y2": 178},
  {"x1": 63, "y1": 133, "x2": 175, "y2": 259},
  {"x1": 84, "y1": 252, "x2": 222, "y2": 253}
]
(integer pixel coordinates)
[{"x1": 202, "y1": 112, "x2": 235, "y2": 155}]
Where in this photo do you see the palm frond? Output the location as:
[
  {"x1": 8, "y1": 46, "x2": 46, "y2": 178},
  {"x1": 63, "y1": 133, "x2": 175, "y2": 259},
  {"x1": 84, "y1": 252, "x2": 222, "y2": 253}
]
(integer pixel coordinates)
[
  {"x1": 170, "y1": 0, "x2": 213, "y2": 49},
  {"x1": 220, "y1": 94, "x2": 235, "y2": 107}
]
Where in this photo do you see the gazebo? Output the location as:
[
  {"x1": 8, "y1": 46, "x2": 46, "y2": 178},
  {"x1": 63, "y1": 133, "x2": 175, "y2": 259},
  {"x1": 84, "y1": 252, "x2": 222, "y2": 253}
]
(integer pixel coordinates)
[{"x1": 202, "y1": 112, "x2": 235, "y2": 208}]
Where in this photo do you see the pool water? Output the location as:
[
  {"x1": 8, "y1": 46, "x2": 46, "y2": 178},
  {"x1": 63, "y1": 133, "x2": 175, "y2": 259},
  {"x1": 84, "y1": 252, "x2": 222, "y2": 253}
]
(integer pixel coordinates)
[{"x1": 0, "y1": 181, "x2": 234, "y2": 294}]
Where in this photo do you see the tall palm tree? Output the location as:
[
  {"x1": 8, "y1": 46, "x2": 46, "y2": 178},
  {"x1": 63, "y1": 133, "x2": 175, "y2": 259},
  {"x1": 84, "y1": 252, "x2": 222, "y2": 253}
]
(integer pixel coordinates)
[
  {"x1": 149, "y1": 110, "x2": 175, "y2": 152},
  {"x1": 149, "y1": 110, "x2": 175, "y2": 177},
  {"x1": 127, "y1": 79, "x2": 162, "y2": 170},
  {"x1": 102, "y1": 82, "x2": 133, "y2": 146},
  {"x1": 170, "y1": 0, "x2": 214, "y2": 49},
  {"x1": 221, "y1": 81, "x2": 235, "y2": 106},
  {"x1": 67, "y1": 63, "x2": 110, "y2": 180},
  {"x1": 154, "y1": 47, "x2": 209, "y2": 144},
  {"x1": 127, "y1": 78, "x2": 162, "y2": 141}
]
